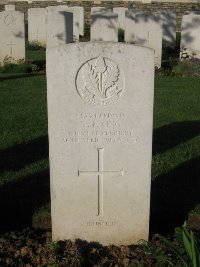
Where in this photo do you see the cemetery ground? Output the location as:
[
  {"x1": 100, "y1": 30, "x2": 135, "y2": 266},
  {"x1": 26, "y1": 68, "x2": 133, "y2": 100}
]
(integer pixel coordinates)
[{"x1": 0, "y1": 41, "x2": 200, "y2": 265}]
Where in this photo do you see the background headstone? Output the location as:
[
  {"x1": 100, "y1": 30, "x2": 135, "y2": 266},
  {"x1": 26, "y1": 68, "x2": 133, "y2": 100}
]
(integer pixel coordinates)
[
  {"x1": 47, "y1": 42, "x2": 154, "y2": 245},
  {"x1": 113, "y1": 7, "x2": 128, "y2": 30},
  {"x1": 135, "y1": 13, "x2": 162, "y2": 68},
  {"x1": 69, "y1": 6, "x2": 84, "y2": 36},
  {"x1": 125, "y1": 9, "x2": 136, "y2": 43},
  {"x1": 28, "y1": 8, "x2": 46, "y2": 46},
  {"x1": 91, "y1": 11, "x2": 118, "y2": 41},
  {"x1": 46, "y1": 6, "x2": 73, "y2": 49},
  {"x1": 67, "y1": 7, "x2": 80, "y2": 41},
  {"x1": 0, "y1": 11, "x2": 25, "y2": 65},
  {"x1": 158, "y1": 10, "x2": 176, "y2": 47},
  {"x1": 180, "y1": 13, "x2": 200, "y2": 59},
  {"x1": 5, "y1": 5, "x2": 15, "y2": 11}
]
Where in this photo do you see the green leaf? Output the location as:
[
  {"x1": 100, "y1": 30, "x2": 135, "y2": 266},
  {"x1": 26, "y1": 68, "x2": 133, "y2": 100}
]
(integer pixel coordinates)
[
  {"x1": 158, "y1": 235, "x2": 189, "y2": 267},
  {"x1": 182, "y1": 227, "x2": 193, "y2": 261}
]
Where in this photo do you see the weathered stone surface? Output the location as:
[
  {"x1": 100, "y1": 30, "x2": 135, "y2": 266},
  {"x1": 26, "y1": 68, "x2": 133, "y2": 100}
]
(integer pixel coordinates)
[
  {"x1": 113, "y1": 7, "x2": 128, "y2": 30},
  {"x1": 158, "y1": 10, "x2": 176, "y2": 46},
  {"x1": 180, "y1": 13, "x2": 200, "y2": 59},
  {"x1": 46, "y1": 5, "x2": 73, "y2": 49},
  {"x1": 47, "y1": 42, "x2": 154, "y2": 245},
  {"x1": 69, "y1": 6, "x2": 84, "y2": 36},
  {"x1": 5, "y1": 4, "x2": 15, "y2": 11},
  {"x1": 28, "y1": 8, "x2": 46, "y2": 46},
  {"x1": 0, "y1": 11, "x2": 25, "y2": 65},
  {"x1": 91, "y1": 12, "x2": 118, "y2": 41}
]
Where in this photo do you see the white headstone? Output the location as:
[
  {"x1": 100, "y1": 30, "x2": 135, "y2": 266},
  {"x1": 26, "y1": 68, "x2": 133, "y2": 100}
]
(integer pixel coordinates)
[
  {"x1": 113, "y1": 7, "x2": 128, "y2": 30},
  {"x1": 47, "y1": 42, "x2": 154, "y2": 245},
  {"x1": 69, "y1": 6, "x2": 84, "y2": 36},
  {"x1": 158, "y1": 10, "x2": 176, "y2": 46},
  {"x1": 28, "y1": 8, "x2": 46, "y2": 46},
  {"x1": 46, "y1": 6, "x2": 73, "y2": 49},
  {"x1": 180, "y1": 13, "x2": 200, "y2": 59},
  {"x1": 67, "y1": 7, "x2": 80, "y2": 41},
  {"x1": 5, "y1": 5, "x2": 15, "y2": 11},
  {"x1": 125, "y1": 11, "x2": 162, "y2": 68},
  {"x1": 91, "y1": 12, "x2": 118, "y2": 42},
  {"x1": 0, "y1": 11, "x2": 25, "y2": 65},
  {"x1": 125, "y1": 9, "x2": 136, "y2": 43}
]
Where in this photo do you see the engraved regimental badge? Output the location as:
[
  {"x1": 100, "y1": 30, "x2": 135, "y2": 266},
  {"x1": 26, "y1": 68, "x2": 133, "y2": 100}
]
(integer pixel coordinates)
[{"x1": 76, "y1": 56, "x2": 125, "y2": 107}]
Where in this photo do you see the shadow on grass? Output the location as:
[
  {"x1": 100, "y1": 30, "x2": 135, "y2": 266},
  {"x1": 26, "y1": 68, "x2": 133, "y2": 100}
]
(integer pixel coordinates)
[
  {"x1": 153, "y1": 121, "x2": 200, "y2": 155},
  {"x1": 0, "y1": 169, "x2": 50, "y2": 234},
  {"x1": 0, "y1": 136, "x2": 48, "y2": 173},
  {"x1": 150, "y1": 156, "x2": 200, "y2": 236},
  {"x1": 0, "y1": 72, "x2": 45, "y2": 81}
]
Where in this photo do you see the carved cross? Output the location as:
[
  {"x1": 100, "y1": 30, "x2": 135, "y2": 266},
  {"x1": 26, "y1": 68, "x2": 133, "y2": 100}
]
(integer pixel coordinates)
[
  {"x1": 78, "y1": 148, "x2": 124, "y2": 217},
  {"x1": 32, "y1": 29, "x2": 39, "y2": 42},
  {"x1": 147, "y1": 31, "x2": 151, "y2": 46},
  {"x1": 6, "y1": 40, "x2": 16, "y2": 55}
]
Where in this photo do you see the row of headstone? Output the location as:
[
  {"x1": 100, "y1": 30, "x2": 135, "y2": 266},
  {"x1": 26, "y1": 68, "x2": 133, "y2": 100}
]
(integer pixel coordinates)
[
  {"x1": 90, "y1": 7, "x2": 170, "y2": 68},
  {"x1": 46, "y1": 7, "x2": 199, "y2": 245},
  {"x1": 28, "y1": 6, "x2": 84, "y2": 47}
]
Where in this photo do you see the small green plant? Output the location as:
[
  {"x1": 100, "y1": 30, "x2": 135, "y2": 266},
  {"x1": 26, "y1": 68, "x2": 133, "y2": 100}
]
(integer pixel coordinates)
[{"x1": 158, "y1": 222, "x2": 200, "y2": 267}]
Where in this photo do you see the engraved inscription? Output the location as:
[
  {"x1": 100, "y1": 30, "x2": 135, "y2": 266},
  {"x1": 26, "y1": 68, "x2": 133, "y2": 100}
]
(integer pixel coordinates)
[
  {"x1": 82, "y1": 221, "x2": 117, "y2": 227},
  {"x1": 4, "y1": 14, "x2": 17, "y2": 26},
  {"x1": 76, "y1": 56, "x2": 125, "y2": 107},
  {"x1": 78, "y1": 148, "x2": 124, "y2": 217},
  {"x1": 64, "y1": 112, "x2": 139, "y2": 144}
]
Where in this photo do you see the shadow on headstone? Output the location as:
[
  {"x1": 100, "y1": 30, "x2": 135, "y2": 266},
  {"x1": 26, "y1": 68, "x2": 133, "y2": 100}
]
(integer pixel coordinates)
[{"x1": 58, "y1": 11, "x2": 73, "y2": 43}]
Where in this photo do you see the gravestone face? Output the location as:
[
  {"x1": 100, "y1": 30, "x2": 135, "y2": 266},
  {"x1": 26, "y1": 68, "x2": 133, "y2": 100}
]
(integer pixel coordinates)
[
  {"x1": 125, "y1": 9, "x2": 136, "y2": 42},
  {"x1": 113, "y1": 7, "x2": 128, "y2": 30},
  {"x1": 0, "y1": 11, "x2": 25, "y2": 65},
  {"x1": 5, "y1": 5, "x2": 15, "y2": 11},
  {"x1": 67, "y1": 7, "x2": 80, "y2": 41},
  {"x1": 158, "y1": 10, "x2": 176, "y2": 46},
  {"x1": 91, "y1": 12, "x2": 118, "y2": 41},
  {"x1": 125, "y1": 11, "x2": 162, "y2": 68},
  {"x1": 28, "y1": 8, "x2": 46, "y2": 46},
  {"x1": 180, "y1": 13, "x2": 200, "y2": 59},
  {"x1": 69, "y1": 6, "x2": 84, "y2": 36},
  {"x1": 47, "y1": 42, "x2": 154, "y2": 245},
  {"x1": 46, "y1": 6, "x2": 73, "y2": 49}
]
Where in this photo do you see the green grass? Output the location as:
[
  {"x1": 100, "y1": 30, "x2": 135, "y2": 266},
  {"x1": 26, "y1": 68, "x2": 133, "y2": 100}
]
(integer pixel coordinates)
[
  {"x1": 0, "y1": 74, "x2": 199, "y2": 234},
  {"x1": 26, "y1": 49, "x2": 46, "y2": 62}
]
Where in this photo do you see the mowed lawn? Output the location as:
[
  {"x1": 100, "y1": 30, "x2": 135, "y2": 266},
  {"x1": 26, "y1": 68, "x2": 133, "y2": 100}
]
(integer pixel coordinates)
[{"x1": 0, "y1": 73, "x2": 200, "y2": 235}]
